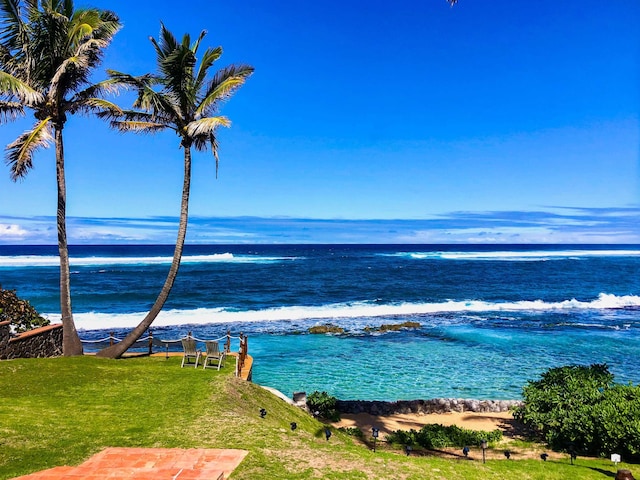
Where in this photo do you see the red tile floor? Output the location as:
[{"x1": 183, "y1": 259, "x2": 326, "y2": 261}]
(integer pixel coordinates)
[{"x1": 11, "y1": 447, "x2": 248, "y2": 480}]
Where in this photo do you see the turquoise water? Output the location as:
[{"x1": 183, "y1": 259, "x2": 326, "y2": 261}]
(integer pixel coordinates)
[{"x1": 1, "y1": 244, "x2": 639, "y2": 400}]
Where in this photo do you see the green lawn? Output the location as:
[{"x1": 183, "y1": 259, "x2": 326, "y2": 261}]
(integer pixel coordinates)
[{"x1": 0, "y1": 356, "x2": 634, "y2": 479}]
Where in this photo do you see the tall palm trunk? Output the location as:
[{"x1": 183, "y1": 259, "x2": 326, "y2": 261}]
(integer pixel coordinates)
[
  {"x1": 55, "y1": 126, "x2": 83, "y2": 356},
  {"x1": 97, "y1": 147, "x2": 192, "y2": 359}
]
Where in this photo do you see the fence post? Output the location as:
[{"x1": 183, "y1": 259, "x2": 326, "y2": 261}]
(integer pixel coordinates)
[
  {"x1": 148, "y1": 330, "x2": 153, "y2": 355},
  {"x1": 237, "y1": 332, "x2": 245, "y2": 377},
  {"x1": 109, "y1": 331, "x2": 114, "y2": 347},
  {"x1": 225, "y1": 330, "x2": 231, "y2": 353}
]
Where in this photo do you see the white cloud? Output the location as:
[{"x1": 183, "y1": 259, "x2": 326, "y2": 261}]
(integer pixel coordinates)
[{"x1": 0, "y1": 223, "x2": 29, "y2": 239}]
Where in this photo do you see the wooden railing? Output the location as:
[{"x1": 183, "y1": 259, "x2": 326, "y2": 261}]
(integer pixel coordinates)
[{"x1": 81, "y1": 329, "x2": 250, "y2": 378}]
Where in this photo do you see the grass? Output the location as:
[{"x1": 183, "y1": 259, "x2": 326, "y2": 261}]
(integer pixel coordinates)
[{"x1": 0, "y1": 356, "x2": 635, "y2": 479}]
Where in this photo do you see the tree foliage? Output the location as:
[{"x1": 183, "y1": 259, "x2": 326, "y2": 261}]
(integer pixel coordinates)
[
  {"x1": 0, "y1": 286, "x2": 49, "y2": 333},
  {"x1": 307, "y1": 391, "x2": 340, "y2": 421},
  {"x1": 514, "y1": 364, "x2": 640, "y2": 460},
  {"x1": 0, "y1": 0, "x2": 120, "y2": 356}
]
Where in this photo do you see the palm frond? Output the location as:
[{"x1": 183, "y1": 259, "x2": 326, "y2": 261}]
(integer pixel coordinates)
[
  {"x1": 196, "y1": 64, "x2": 253, "y2": 117},
  {"x1": 0, "y1": 70, "x2": 43, "y2": 104},
  {"x1": 194, "y1": 45, "x2": 222, "y2": 90},
  {"x1": 5, "y1": 116, "x2": 52, "y2": 180},
  {"x1": 47, "y1": 53, "x2": 84, "y2": 102},
  {"x1": 114, "y1": 109, "x2": 156, "y2": 123},
  {"x1": 159, "y1": 44, "x2": 196, "y2": 103},
  {"x1": 0, "y1": 0, "x2": 26, "y2": 49},
  {"x1": 67, "y1": 10, "x2": 95, "y2": 47},
  {"x1": 151, "y1": 22, "x2": 179, "y2": 61},
  {"x1": 48, "y1": 36, "x2": 110, "y2": 100},
  {"x1": 107, "y1": 70, "x2": 157, "y2": 90},
  {"x1": 190, "y1": 29, "x2": 206, "y2": 54},
  {"x1": 111, "y1": 119, "x2": 168, "y2": 134},
  {"x1": 68, "y1": 7, "x2": 120, "y2": 47},
  {"x1": 71, "y1": 77, "x2": 124, "y2": 103},
  {"x1": 186, "y1": 115, "x2": 230, "y2": 138},
  {"x1": 0, "y1": 99, "x2": 24, "y2": 122},
  {"x1": 71, "y1": 97, "x2": 121, "y2": 116},
  {"x1": 133, "y1": 85, "x2": 180, "y2": 124},
  {"x1": 95, "y1": 9, "x2": 120, "y2": 40},
  {"x1": 61, "y1": 0, "x2": 74, "y2": 18}
]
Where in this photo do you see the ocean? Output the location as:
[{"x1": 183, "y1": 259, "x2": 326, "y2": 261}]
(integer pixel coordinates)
[{"x1": 1, "y1": 244, "x2": 639, "y2": 401}]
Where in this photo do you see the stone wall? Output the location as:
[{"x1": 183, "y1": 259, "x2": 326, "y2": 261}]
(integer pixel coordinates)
[
  {"x1": 1, "y1": 323, "x2": 63, "y2": 359},
  {"x1": 0, "y1": 321, "x2": 10, "y2": 358},
  {"x1": 336, "y1": 398, "x2": 522, "y2": 416}
]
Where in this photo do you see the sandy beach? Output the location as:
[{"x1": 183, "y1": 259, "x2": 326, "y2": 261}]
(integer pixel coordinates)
[
  {"x1": 331, "y1": 410, "x2": 566, "y2": 461},
  {"x1": 333, "y1": 410, "x2": 515, "y2": 438}
]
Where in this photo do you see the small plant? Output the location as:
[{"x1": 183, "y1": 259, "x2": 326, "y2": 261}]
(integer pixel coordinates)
[
  {"x1": 0, "y1": 287, "x2": 49, "y2": 333},
  {"x1": 338, "y1": 426, "x2": 363, "y2": 437},
  {"x1": 307, "y1": 390, "x2": 341, "y2": 421}
]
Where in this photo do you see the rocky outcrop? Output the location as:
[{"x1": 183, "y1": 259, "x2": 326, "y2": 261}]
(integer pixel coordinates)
[
  {"x1": 336, "y1": 398, "x2": 522, "y2": 415},
  {"x1": 1, "y1": 323, "x2": 63, "y2": 359}
]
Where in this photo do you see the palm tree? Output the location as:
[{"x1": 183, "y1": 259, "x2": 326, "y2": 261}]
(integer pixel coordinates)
[
  {"x1": 96, "y1": 24, "x2": 253, "y2": 359},
  {"x1": 0, "y1": 0, "x2": 120, "y2": 355}
]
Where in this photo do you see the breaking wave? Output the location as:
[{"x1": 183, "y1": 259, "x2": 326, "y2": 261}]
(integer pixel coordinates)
[
  {"x1": 0, "y1": 252, "x2": 298, "y2": 268},
  {"x1": 45, "y1": 293, "x2": 640, "y2": 331},
  {"x1": 385, "y1": 249, "x2": 640, "y2": 261}
]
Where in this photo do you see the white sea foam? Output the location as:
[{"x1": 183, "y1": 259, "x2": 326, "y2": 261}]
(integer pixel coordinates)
[
  {"x1": 45, "y1": 293, "x2": 640, "y2": 331},
  {"x1": 385, "y1": 249, "x2": 640, "y2": 261},
  {"x1": 0, "y1": 253, "x2": 298, "y2": 268}
]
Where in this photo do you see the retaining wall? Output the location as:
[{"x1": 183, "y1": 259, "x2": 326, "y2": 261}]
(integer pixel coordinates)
[
  {"x1": 0, "y1": 323, "x2": 63, "y2": 359},
  {"x1": 0, "y1": 321, "x2": 10, "y2": 357},
  {"x1": 336, "y1": 398, "x2": 522, "y2": 416}
]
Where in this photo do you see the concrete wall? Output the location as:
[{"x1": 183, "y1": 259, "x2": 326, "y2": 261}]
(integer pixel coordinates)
[{"x1": 0, "y1": 323, "x2": 63, "y2": 359}]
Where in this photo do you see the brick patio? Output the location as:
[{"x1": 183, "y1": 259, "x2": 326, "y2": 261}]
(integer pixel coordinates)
[{"x1": 11, "y1": 447, "x2": 248, "y2": 480}]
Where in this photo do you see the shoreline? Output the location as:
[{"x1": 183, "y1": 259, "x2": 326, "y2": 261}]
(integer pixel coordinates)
[
  {"x1": 336, "y1": 398, "x2": 522, "y2": 416},
  {"x1": 332, "y1": 410, "x2": 516, "y2": 439},
  {"x1": 277, "y1": 389, "x2": 522, "y2": 437}
]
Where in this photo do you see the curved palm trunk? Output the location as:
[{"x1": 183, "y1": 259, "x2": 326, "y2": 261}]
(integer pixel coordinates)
[
  {"x1": 55, "y1": 127, "x2": 83, "y2": 356},
  {"x1": 97, "y1": 148, "x2": 193, "y2": 359}
]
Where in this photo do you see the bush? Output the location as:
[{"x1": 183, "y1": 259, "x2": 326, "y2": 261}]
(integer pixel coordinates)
[
  {"x1": 0, "y1": 287, "x2": 49, "y2": 333},
  {"x1": 307, "y1": 390, "x2": 340, "y2": 421},
  {"x1": 514, "y1": 364, "x2": 640, "y2": 460},
  {"x1": 386, "y1": 423, "x2": 502, "y2": 449},
  {"x1": 338, "y1": 426, "x2": 363, "y2": 437}
]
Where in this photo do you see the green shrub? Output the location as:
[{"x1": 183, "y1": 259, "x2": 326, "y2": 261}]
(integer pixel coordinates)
[
  {"x1": 514, "y1": 364, "x2": 640, "y2": 460},
  {"x1": 307, "y1": 390, "x2": 340, "y2": 421},
  {"x1": 386, "y1": 423, "x2": 502, "y2": 449},
  {"x1": 338, "y1": 426, "x2": 363, "y2": 437},
  {"x1": 0, "y1": 287, "x2": 49, "y2": 333}
]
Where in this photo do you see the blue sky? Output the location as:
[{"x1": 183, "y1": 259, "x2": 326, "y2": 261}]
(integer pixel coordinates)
[{"x1": 1, "y1": 0, "x2": 638, "y2": 244}]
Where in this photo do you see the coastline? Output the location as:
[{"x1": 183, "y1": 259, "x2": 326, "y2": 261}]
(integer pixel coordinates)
[
  {"x1": 332, "y1": 410, "x2": 515, "y2": 438},
  {"x1": 336, "y1": 398, "x2": 522, "y2": 416},
  {"x1": 333, "y1": 398, "x2": 521, "y2": 438},
  {"x1": 264, "y1": 385, "x2": 522, "y2": 438}
]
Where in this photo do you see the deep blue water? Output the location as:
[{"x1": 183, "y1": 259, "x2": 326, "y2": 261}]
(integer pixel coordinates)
[{"x1": 1, "y1": 244, "x2": 639, "y2": 401}]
